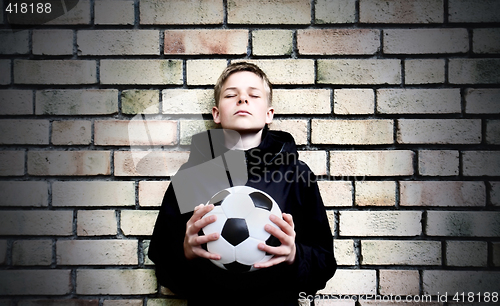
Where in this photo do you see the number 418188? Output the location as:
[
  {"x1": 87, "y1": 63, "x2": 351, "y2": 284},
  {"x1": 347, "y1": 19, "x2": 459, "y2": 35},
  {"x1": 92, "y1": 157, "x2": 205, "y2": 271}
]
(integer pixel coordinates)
[
  {"x1": 453, "y1": 292, "x2": 498, "y2": 303},
  {"x1": 5, "y1": 2, "x2": 52, "y2": 14}
]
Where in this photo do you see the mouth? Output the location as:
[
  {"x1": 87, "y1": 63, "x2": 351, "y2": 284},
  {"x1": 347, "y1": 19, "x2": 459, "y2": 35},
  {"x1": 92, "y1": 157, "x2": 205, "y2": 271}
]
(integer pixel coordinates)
[{"x1": 234, "y1": 110, "x2": 251, "y2": 115}]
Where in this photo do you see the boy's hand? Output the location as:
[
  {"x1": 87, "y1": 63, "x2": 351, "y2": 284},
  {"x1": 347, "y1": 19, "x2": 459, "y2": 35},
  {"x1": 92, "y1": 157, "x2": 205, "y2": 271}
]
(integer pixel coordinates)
[
  {"x1": 183, "y1": 203, "x2": 221, "y2": 261},
  {"x1": 254, "y1": 213, "x2": 296, "y2": 269}
]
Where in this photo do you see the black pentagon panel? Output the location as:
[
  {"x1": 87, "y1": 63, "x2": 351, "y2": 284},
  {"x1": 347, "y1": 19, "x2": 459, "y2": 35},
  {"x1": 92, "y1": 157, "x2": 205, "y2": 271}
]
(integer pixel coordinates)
[
  {"x1": 265, "y1": 235, "x2": 281, "y2": 256},
  {"x1": 209, "y1": 190, "x2": 231, "y2": 206},
  {"x1": 224, "y1": 261, "x2": 252, "y2": 273},
  {"x1": 249, "y1": 192, "x2": 273, "y2": 211},
  {"x1": 221, "y1": 218, "x2": 249, "y2": 246}
]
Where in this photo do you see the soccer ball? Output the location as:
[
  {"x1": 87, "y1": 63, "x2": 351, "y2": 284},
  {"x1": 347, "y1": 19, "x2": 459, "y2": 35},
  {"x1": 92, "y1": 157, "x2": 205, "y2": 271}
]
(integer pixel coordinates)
[{"x1": 200, "y1": 186, "x2": 282, "y2": 272}]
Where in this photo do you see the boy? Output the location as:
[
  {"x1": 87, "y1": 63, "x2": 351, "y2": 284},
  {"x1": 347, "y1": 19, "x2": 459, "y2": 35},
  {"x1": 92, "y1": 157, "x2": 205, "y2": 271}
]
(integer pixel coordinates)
[{"x1": 148, "y1": 62, "x2": 336, "y2": 306}]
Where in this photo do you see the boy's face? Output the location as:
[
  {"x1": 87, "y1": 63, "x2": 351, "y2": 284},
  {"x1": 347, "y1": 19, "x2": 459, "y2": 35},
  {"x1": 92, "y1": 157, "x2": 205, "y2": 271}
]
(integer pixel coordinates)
[{"x1": 212, "y1": 71, "x2": 274, "y2": 134}]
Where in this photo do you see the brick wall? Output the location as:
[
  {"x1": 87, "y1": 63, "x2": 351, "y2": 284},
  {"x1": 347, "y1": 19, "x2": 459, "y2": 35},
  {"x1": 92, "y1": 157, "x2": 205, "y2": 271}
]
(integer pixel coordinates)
[{"x1": 0, "y1": 0, "x2": 499, "y2": 305}]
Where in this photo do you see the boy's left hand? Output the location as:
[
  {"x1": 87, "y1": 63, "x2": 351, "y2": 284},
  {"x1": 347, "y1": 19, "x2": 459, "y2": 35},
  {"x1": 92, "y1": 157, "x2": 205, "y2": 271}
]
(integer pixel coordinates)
[{"x1": 254, "y1": 213, "x2": 296, "y2": 269}]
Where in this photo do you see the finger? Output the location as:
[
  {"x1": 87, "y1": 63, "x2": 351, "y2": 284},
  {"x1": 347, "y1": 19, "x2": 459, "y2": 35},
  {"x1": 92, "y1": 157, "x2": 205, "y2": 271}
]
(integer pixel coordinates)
[
  {"x1": 193, "y1": 203, "x2": 204, "y2": 212},
  {"x1": 258, "y1": 242, "x2": 289, "y2": 256},
  {"x1": 264, "y1": 223, "x2": 289, "y2": 242},
  {"x1": 190, "y1": 204, "x2": 214, "y2": 224},
  {"x1": 269, "y1": 214, "x2": 294, "y2": 236},
  {"x1": 194, "y1": 232, "x2": 219, "y2": 246},
  {"x1": 192, "y1": 247, "x2": 221, "y2": 261},
  {"x1": 254, "y1": 255, "x2": 285, "y2": 269}
]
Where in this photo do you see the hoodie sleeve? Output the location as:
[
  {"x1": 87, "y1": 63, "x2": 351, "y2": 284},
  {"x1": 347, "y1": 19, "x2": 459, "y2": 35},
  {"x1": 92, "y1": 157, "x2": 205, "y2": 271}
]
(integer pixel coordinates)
[{"x1": 291, "y1": 167, "x2": 337, "y2": 294}]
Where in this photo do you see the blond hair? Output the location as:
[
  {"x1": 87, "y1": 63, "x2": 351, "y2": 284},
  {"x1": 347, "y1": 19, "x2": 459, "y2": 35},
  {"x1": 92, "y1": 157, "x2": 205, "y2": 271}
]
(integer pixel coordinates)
[{"x1": 214, "y1": 62, "x2": 272, "y2": 107}]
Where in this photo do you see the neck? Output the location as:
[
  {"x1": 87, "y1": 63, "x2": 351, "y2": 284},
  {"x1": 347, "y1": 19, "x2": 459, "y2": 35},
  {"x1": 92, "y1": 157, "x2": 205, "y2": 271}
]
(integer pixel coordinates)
[{"x1": 223, "y1": 129, "x2": 263, "y2": 151}]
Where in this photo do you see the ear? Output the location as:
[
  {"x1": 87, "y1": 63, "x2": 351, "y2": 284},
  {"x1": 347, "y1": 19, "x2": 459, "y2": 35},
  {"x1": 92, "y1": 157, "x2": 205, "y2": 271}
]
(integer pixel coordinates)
[
  {"x1": 212, "y1": 106, "x2": 221, "y2": 124},
  {"x1": 265, "y1": 107, "x2": 274, "y2": 124}
]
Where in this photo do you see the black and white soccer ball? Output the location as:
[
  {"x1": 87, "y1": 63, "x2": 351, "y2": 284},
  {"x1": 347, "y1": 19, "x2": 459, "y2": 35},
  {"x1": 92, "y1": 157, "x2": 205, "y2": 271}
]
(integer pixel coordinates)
[{"x1": 200, "y1": 186, "x2": 282, "y2": 272}]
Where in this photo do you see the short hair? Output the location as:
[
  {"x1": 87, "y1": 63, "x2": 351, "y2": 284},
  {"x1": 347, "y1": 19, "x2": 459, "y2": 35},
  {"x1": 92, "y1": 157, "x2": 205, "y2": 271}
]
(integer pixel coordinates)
[{"x1": 214, "y1": 62, "x2": 273, "y2": 107}]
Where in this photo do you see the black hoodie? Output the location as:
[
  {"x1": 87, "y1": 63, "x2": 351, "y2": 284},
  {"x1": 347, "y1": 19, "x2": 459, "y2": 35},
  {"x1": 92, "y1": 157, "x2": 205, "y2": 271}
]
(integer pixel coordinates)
[{"x1": 148, "y1": 127, "x2": 336, "y2": 306}]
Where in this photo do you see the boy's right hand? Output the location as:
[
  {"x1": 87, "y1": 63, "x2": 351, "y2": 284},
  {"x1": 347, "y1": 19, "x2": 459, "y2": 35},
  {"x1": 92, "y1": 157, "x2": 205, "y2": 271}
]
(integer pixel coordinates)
[{"x1": 183, "y1": 203, "x2": 221, "y2": 261}]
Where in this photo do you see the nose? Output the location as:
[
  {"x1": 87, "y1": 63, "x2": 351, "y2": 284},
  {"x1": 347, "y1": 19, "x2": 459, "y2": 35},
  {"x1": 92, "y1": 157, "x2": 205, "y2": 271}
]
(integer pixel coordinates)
[{"x1": 238, "y1": 99, "x2": 248, "y2": 104}]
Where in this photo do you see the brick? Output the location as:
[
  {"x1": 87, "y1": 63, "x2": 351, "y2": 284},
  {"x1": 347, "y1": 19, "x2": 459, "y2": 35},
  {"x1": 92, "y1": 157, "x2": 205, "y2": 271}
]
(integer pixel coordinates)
[
  {"x1": 419, "y1": 150, "x2": 459, "y2": 176},
  {"x1": 318, "y1": 181, "x2": 353, "y2": 207},
  {"x1": 228, "y1": 0, "x2": 310, "y2": 24},
  {"x1": 147, "y1": 299, "x2": 188, "y2": 306},
  {"x1": 53, "y1": 181, "x2": 135, "y2": 207},
  {"x1": 426, "y1": 211, "x2": 500, "y2": 236},
  {"x1": 474, "y1": 28, "x2": 500, "y2": 54},
  {"x1": 77, "y1": 210, "x2": 117, "y2": 236},
  {"x1": 187, "y1": 60, "x2": 227, "y2": 85},
  {"x1": 252, "y1": 30, "x2": 293, "y2": 56},
  {"x1": 121, "y1": 210, "x2": 158, "y2": 236},
  {"x1": 19, "y1": 300, "x2": 99, "y2": 306},
  {"x1": 312, "y1": 119, "x2": 393, "y2": 145},
  {"x1": 361, "y1": 240, "x2": 441, "y2": 265},
  {"x1": 405, "y1": 59, "x2": 446, "y2": 84},
  {"x1": 103, "y1": 300, "x2": 142, "y2": 306},
  {"x1": 164, "y1": 30, "x2": 247, "y2": 55},
  {"x1": 378, "y1": 89, "x2": 460, "y2": 114},
  {"x1": 315, "y1": 0, "x2": 356, "y2": 24},
  {"x1": 100, "y1": 60, "x2": 183, "y2": 85},
  {"x1": 449, "y1": 0, "x2": 500, "y2": 22},
  {"x1": 339, "y1": 211, "x2": 421, "y2": 236},
  {"x1": 463, "y1": 151, "x2": 500, "y2": 176},
  {"x1": 0, "y1": 90, "x2": 32, "y2": 115},
  {"x1": 57, "y1": 240, "x2": 137, "y2": 265},
  {"x1": 52, "y1": 120, "x2": 92, "y2": 145},
  {"x1": 486, "y1": 120, "x2": 500, "y2": 144},
  {"x1": 492, "y1": 182, "x2": 500, "y2": 206},
  {"x1": 0, "y1": 119, "x2": 49, "y2": 144},
  {"x1": 299, "y1": 151, "x2": 327, "y2": 176},
  {"x1": 45, "y1": 0, "x2": 91, "y2": 24},
  {"x1": 12, "y1": 240, "x2": 52, "y2": 266},
  {"x1": 0, "y1": 240, "x2": 6, "y2": 265},
  {"x1": 76, "y1": 269, "x2": 156, "y2": 295},
  {"x1": 122, "y1": 90, "x2": 160, "y2": 114},
  {"x1": 465, "y1": 88, "x2": 500, "y2": 114},
  {"x1": 140, "y1": 0, "x2": 223, "y2": 24},
  {"x1": 401, "y1": 181, "x2": 485, "y2": 207},
  {"x1": 0, "y1": 30, "x2": 29, "y2": 54},
  {"x1": 95, "y1": 120, "x2": 177, "y2": 146},
  {"x1": 446, "y1": 241, "x2": 487, "y2": 267},
  {"x1": 334, "y1": 89, "x2": 374, "y2": 115},
  {"x1": 355, "y1": 181, "x2": 395, "y2": 206},
  {"x1": 95, "y1": 0, "x2": 135, "y2": 25},
  {"x1": 163, "y1": 89, "x2": 213, "y2": 114},
  {"x1": 449, "y1": 59, "x2": 500, "y2": 84},
  {"x1": 114, "y1": 151, "x2": 189, "y2": 177},
  {"x1": 0, "y1": 181, "x2": 48, "y2": 207},
  {"x1": 384, "y1": 29, "x2": 468, "y2": 54},
  {"x1": 0, "y1": 270, "x2": 71, "y2": 295},
  {"x1": 360, "y1": 0, "x2": 443, "y2": 23},
  {"x1": 0, "y1": 151, "x2": 24, "y2": 176},
  {"x1": 397, "y1": 119, "x2": 481, "y2": 144},
  {"x1": 317, "y1": 59, "x2": 401, "y2": 85},
  {"x1": 379, "y1": 270, "x2": 419, "y2": 295},
  {"x1": 330, "y1": 150, "x2": 414, "y2": 177},
  {"x1": 319, "y1": 269, "x2": 376, "y2": 295},
  {"x1": 78, "y1": 30, "x2": 159, "y2": 55},
  {"x1": 143, "y1": 240, "x2": 153, "y2": 266},
  {"x1": 139, "y1": 181, "x2": 170, "y2": 207},
  {"x1": 179, "y1": 120, "x2": 218, "y2": 145},
  {"x1": 33, "y1": 30, "x2": 73, "y2": 55},
  {"x1": 269, "y1": 119, "x2": 308, "y2": 145},
  {"x1": 0, "y1": 211, "x2": 73, "y2": 236},
  {"x1": 334, "y1": 239, "x2": 356, "y2": 265},
  {"x1": 274, "y1": 89, "x2": 331, "y2": 114},
  {"x1": 494, "y1": 242, "x2": 500, "y2": 266},
  {"x1": 0, "y1": 60, "x2": 11, "y2": 85},
  {"x1": 14, "y1": 60, "x2": 96, "y2": 85},
  {"x1": 28, "y1": 151, "x2": 110, "y2": 176},
  {"x1": 233, "y1": 59, "x2": 315, "y2": 84},
  {"x1": 36, "y1": 89, "x2": 118, "y2": 115},
  {"x1": 423, "y1": 270, "x2": 500, "y2": 294},
  {"x1": 298, "y1": 29, "x2": 379, "y2": 55}
]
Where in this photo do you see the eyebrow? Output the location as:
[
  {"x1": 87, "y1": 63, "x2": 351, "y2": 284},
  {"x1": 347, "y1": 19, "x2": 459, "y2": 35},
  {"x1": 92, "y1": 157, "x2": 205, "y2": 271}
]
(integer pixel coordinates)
[{"x1": 223, "y1": 87, "x2": 262, "y2": 92}]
